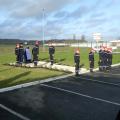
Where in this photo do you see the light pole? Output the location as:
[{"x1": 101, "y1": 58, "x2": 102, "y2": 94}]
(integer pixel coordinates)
[
  {"x1": 42, "y1": 8, "x2": 45, "y2": 51},
  {"x1": 93, "y1": 32, "x2": 101, "y2": 51}
]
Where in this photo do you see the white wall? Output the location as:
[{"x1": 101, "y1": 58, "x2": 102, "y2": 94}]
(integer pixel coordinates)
[{"x1": 70, "y1": 43, "x2": 111, "y2": 48}]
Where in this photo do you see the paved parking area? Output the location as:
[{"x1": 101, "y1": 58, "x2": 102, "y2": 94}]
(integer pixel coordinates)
[{"x1": 0, "y1": 66, "x2": 120, "y2": 120}]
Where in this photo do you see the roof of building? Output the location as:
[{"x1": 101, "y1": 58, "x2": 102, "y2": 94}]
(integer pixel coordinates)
[{"x1": 110, "y1": 40, "x2": 120, "y2": 43}]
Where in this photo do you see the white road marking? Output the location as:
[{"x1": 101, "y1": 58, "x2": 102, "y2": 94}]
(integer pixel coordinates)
[
  {"x1": 0, "y1": 74, "x2": 74, "y2": 93},
  {"x1": 95, "y1": 71, "x2": 120, "y2": 76},
  {"x1": 0, "y1": 104, "x2": 30, "y2": 120},
  {"x1": 76, "y1": 76, "x2": 120, "y2": 87},
  {"x1": 40, "y1": 83, "x2": 120, "y2": 106}
]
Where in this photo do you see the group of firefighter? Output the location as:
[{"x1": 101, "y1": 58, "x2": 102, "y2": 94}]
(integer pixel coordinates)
[
  {"x1": 15, "y1": 42, "x2": 55, "y2": 66},
  {"x1": 15, "y1": 42, "x2": 112, "y2": 76},
  {"x1": 74, "y1": 46, "x2": 113, "y2": 76}
]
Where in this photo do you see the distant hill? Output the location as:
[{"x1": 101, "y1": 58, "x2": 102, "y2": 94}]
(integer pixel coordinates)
[
  {"x1": 0, "y1": 39, "x2": 36, "y2": 45},
  {"x1": 0, "y1": 38, "x2": 87, "y2": 45},
  {"x1": 0, "y1": 39, "x2": 22, "y2": 45}
]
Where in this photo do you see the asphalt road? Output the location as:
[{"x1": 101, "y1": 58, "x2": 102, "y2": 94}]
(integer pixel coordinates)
[{"x1": 0, "y1": 66, "x2": 120, "y2": 120}]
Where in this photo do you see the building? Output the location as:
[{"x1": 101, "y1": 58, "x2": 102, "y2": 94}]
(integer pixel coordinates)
[{"x1": 110, "y1": 40, "x2": 120, "y2": 47}]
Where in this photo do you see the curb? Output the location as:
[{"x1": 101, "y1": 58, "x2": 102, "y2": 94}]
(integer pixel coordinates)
[
  {"x1": 1, "y1": 63, "x2": 120, "y2": 93},
  {"x1": 0, "y1": 74, "x2": 73, "y2": 93}
]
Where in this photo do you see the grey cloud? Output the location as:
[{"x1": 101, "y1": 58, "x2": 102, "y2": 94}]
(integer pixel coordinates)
[
  {"x1": 54, "y1": 11, "x2": 68, "y2": 18},
  {"x1": 0, "y1": 0, "x2": 28, "y2": 11},
  {"x1": 52, "y1": 5, "x2": 91, "y2": 26},
  {"x1": 0, "y1": 0, "x2": 117, "y2": 40},
  {"x1": 85, "y1": 18, "x2": 108, "y2": 28},
  {"x1": 0, "y1": 0, "x2": 16, "y2": 6},
  {"x1": 57, "y1": 0, "x2": 102, "y2": 21},
  {"x1": 90, "y1": 12, "x2": 105, "y2": 19},
  {"x1": 45, "y1": 21, "x2": 63, "y2": 36},
  {"x1": 0, "y1": 0, "x2": 79, "y2": 20},
  {"x1": 9, "y1": 0, "x2": 78, "y2": 19},
  {"x1": 67, "y1": 6, "x2": 90, "y2": 19}
]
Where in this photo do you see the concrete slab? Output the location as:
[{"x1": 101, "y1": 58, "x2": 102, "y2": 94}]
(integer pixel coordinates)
[{"x1": 9, "y1": 61, "x2": 87, "y2": 73}]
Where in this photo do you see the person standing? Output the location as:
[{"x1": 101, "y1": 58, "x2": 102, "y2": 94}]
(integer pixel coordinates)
[
  {"x1": 89, "y1": 48, "x2": 94, "y2": 72},
  {"x1": 49, "y1": 43, "x2": 55, "y2": 65},
  {"x1": 107, "y1": 48, "x2": 112, "y2": 71},
  {"x1": 32, "y1": 44, "x2": 39, "y2": 66},
  {"x1": 24, "y1": 46, "x2": 32, "y2": 63},
  {"x1": 15, "y1": 43, "x2": 19, "y2": 64},
  {"x1": 103, "y1": 47, "x2": 108, "y2": 71},
  {"x1": 19, "y1": 43, "x2": 24, "y2": 66},
  {"x1": 74, "y1": 49, "x2": 80, "y2": 76},
  {"x1": 98, "y1": 46, "x2": 104, "y2": 71}
]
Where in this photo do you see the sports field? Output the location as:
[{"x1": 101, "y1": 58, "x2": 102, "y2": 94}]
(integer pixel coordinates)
[{"x1": 0, "y1": 44, "x2": 120, "y2": 88}]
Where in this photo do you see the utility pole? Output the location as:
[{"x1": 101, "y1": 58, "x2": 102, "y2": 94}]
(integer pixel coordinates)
[
  {"x1": 73, "y1": 34, "x2": 76, "y2": 46},
  {"x1": 42, "y1": 8, "x2": 45, "y2": 51},
  {"x1": 93, "y1": 32, "x2": 101, "y2": 51}
]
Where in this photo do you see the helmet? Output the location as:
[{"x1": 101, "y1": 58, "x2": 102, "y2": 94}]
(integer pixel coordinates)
[
  {"x1": 16, "y1": 44, "x2": 19, "y2": 48},
  {"x1": 75, "y1": 48, "x2": 80, "y2": 53},
  {"x1": 90, "y1": 48, "x2": 95, "y2": 52},
  {"x1": 108, "y1": 48, "x2": 112, "y2": 52}
]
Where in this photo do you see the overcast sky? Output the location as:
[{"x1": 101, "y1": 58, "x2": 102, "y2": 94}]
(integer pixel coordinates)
[{"x1": 0, "y1": 0, "x2": 119, "y2": 41}]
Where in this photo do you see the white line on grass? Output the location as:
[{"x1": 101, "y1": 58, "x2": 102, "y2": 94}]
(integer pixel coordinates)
[
  {"x1": 40, "y1": 83, "x2": 120, "y2": 106},
  {"x1": 0, "y1": 104, "x2": 31, "y2": 120}
]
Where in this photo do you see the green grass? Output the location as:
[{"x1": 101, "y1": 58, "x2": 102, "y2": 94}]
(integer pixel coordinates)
[
  {"x1": 0, "y1": 45, "x2": 65, "y2": 88},
  {"x1": 0, "y1": 64, "x2": 65, "y2": 88},
  {"x1": 39, "y1": 46, "x2": 120, "y2": 69},
  {"x1": 0, "y1": 44, "x2": 120, "y2": 88}
]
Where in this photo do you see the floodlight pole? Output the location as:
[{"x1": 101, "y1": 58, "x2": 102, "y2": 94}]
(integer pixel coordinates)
[
  {"x1": 77, "y1": 35, "x2": 79, "y2": 49},
  {"x1": 91, "y1": 41, "x2": 92, "y2": 48},
  {"x1": 42, "y1": 8, "x2": 45, "y2": 51}
]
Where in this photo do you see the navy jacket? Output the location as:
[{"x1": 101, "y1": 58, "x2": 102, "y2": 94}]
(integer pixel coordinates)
[
  {"x1": 74, "y1": 53, "x2": 80, "y2": 63},
  {"x1": 89, "y1": 52, "x2": 94, "y2": 61},
  {"x1": 49, "y1": 46, "x2": 55, "y2": 54}
]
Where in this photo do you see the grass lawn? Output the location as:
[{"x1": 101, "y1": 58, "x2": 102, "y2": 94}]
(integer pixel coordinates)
[
  {"x1": 0, "y1": 45, "x2": 65, "y2": 88},
  {"x1": 39, "y1": 46, "x2": 120, "y2": 69},
  {"x1": 0, "y1": 44, "x2": 120, "y2": 88}
]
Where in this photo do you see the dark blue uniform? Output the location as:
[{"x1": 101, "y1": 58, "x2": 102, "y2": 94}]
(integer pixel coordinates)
[
  {"x1": 19, "y1": 45, "x2": 24, "y2": 65},
  {"x1": 32, "y1": 45, "x2": 39, "y2": 66},
  {"x1": 49, "y1": 46, "x2": 55, "y2": 65},
  {"x1": 103, "y1": 50, "x2": 108, "y2": 71},
  {"x1": 98, "y1": 49, "x2": 104, "y2": 71},
  {"x1": 107, "y1": 51, "x2": 112, "y2": 70},
  {"x1": 89, "y1": 51, "x2": 94, "y2": 72},
  {"x1": 74, "y1": 52, "x2": 80, "y2": 76},
  {"x1": 15, "y1": 45, "x2": 19, "y2": 64}
]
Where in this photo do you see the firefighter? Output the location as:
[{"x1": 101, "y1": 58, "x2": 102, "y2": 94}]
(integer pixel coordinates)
[
  {"x1": 103, "y1": 47, "x2": 108, "y2": 71},
  {"x1": 15, "y1": 43, "x2": 19, "y2": 64},
  {"x1": 74, "y1": 49, "x2": 80, "y2": 76},
  {"x1": 89, "y1": 48, "x2": 94, "y2": 72},
  {"x1": 32, "y1": 44, "x2": 39, "y2": 66},
  {"x1": 19, "y1": 43, "x2": 24, "y2": 66},
  {"x1": 98, "y1": 46, "x2": 104, "y2": 71},
  {"x1": 49, "y1": 43, "x2": 55, "y2": 65},
  {"x1": 107, "y1": 48, "x2": 112, "y2": 71}
]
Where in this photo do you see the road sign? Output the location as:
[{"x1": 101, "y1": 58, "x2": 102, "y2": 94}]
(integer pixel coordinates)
[{"x1": 93, "y1": 33, "x2": 101, "y2": 42}]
